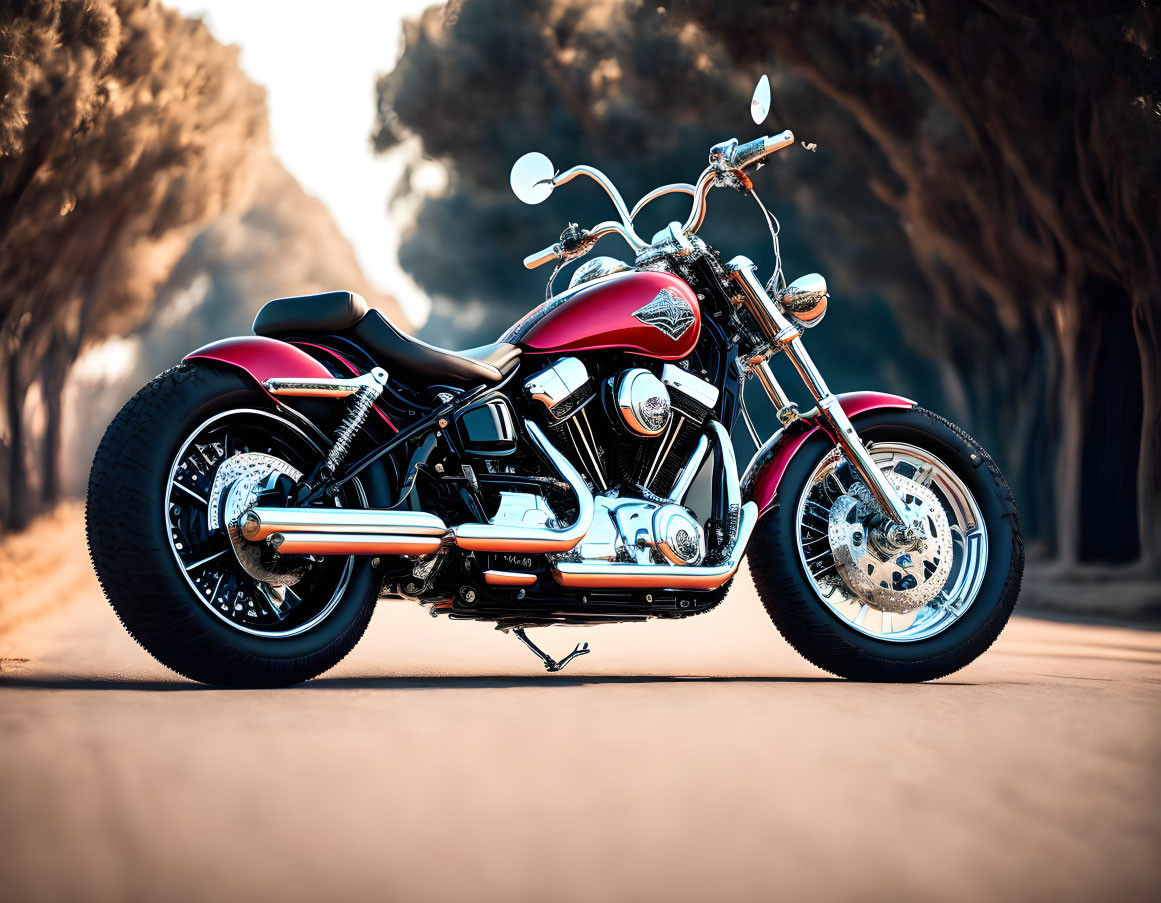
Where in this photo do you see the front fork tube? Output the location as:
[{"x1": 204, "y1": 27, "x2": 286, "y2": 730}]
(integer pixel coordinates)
[{"x1": 727, "y1": 257, "x2": 912, "y2": 526}]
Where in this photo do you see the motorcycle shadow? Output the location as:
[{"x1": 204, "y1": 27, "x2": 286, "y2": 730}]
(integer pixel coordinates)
[{"x1": 0, "y1": 673, "x2": 975, "y2": 690}]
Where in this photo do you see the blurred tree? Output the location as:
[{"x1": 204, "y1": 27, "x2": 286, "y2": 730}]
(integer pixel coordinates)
[
  {"x1": 375, "y1": 0, "x2": 1160, "y2": 570},
  {"x1": 0, "y1": 0, "x2": 267, "y2": 529},
  {"x1": 63, "y1": 154, "x2": 410, "y2": 497}
]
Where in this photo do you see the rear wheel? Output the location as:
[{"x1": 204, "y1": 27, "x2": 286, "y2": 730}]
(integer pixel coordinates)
[
  {"x1": 87, "y1": 362, "x2": 381, "y2": 687},
  {"x1": 749, "y1": 406, "x2": 1023, "y2": 682}
]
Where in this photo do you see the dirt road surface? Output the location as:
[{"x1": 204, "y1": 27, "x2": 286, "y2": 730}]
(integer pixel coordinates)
[{"x1": 1, "y1": 510, "x2": 1159, "y2": 902}]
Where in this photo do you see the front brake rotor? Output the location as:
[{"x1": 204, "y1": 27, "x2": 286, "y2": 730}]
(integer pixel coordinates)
[{"x1": 827, "y1": 472, "x2": 953, "y2": 615}]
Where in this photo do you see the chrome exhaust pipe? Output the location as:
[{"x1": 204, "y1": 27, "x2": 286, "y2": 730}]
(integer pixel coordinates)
[
  {"x1": 238, "y1": 420, "x2": 590, "y2": 557},
  {"x1": 240, "y1": 507, "x2": 447, "y2": 556},
  {"x1": 550, "y1": 501, "x2": 757, "y2": 589},
  {"x1": 452, "y1": 420, "x2": 593, "y2": 553}
]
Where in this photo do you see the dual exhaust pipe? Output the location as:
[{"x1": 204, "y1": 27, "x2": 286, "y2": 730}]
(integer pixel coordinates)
[
  {"x1": 239, "y1": 420, "x2": 751, "y2": 590},
  {"x1": 241, "y1": 422, "x2": 592, "y2": 557}
]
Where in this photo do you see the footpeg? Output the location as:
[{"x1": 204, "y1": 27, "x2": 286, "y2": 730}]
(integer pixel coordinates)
[{"x1": 510, "y1": 627, "x2": 591, "y2": 673}]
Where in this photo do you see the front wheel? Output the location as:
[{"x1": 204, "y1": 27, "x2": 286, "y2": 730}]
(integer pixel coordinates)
[{"x1": 749, "y1": 406, "x2": 1023, "y2": 682}]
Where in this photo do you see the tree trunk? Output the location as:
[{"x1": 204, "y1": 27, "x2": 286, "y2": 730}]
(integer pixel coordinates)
[
  {"x1": 38, "y1": 338, "x2": 70, "y2": 510},
  {"x1": 5, "y1": 350, "x2": 32, "y2": 531},
  {"x1": 1076, "y1": 283, "x2": 1143, "y2": 563},
  {"x1": 1053, "y1": 308, "x2": 1082, "y2": 567},
  {"x1": 1132, "y1": 296, "x2": 1161, "y2": 574}
]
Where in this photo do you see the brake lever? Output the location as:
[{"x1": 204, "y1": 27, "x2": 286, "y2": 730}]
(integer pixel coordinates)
[{"x1": 558, "y1": 222, "x2": 592, "y2": 256}]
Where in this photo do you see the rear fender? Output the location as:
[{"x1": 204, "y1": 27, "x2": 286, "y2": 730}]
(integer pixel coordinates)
[
  {"x1": 184, "y1": 336, "x2": 334, "y2": 386},
  {"x1": 741, "y1": 391, "x2": 915, "y2": 515},
  {"x1": 185, "y1": 335, "x2": 399, "y2": 442}
]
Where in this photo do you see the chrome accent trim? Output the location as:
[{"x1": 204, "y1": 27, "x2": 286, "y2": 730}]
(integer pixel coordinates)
[
  {"x1": 484, "y1": 570, "x2": 538, "y2": 587},
  {"x1": 568, "y1": 256, "x2": 629, "y2": 289},
  {"x1": 453, "y1": 420, "x2": 594, "y2": 553},
  {"x1": 264, "y1": 367, "x2": 387, "y2": 399},
  {"x1": 738, "y1": 387, "x2": 762, "y2": 448},
  {"x1": 751, "y1": 359, "x2": 792, "y2": 411},
  {"x1": 551, "y1": 501, "x2": 756, "y2": 589},
  {"x1": 668, "y1": 434, "x2": 709, "y2": 503},
  {"x1": 661, "y1": 364, "x2": 720, "y2": 410},
  {"x1": 708, "y1": 420, "x2": 741, "y2": 545}
]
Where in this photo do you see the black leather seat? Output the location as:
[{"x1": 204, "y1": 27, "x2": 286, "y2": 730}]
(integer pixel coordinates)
[
  {"x1": 350, "y1": 309, "x2": 520, "y2": 384},
  {"x1": 254, "y1": 291, "x2": 368, "y2": 335},
  {"x1": 253, "y1": 291, "x2": 521, "y2": 386}
]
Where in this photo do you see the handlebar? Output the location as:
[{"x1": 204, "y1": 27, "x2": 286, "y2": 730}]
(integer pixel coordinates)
[
  {"x1": 728, "y1": 130, "x2": 795, "y2": 170},
  {"x1": 524, "y1": 244, "x2": 561, "y2": 269},
  {"x1": 523, "y1": 130, "x2": 794, "y2": 270}
]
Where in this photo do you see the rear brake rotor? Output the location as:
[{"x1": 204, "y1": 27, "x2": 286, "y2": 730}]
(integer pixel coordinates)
[
  {"x1": 827, "y1": 473, "x2": 953, "y2": 615},
  {"x1": 209, "y1": 453, "x2": 306, "y2": 587}
]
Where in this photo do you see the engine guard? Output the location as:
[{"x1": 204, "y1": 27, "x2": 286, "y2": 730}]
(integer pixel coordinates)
[{"x1": 741, "y1": 391, "x2": 914, "y2": 515}]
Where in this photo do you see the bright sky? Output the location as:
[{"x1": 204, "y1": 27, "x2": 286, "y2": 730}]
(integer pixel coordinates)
[{"x1": 167, "y1": 0, "x2": 434, "y2": 325}]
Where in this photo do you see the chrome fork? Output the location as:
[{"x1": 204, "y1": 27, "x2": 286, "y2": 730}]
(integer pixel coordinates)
[{"x1": 725, "y1": 256, "x2": 913, "y2": 527}]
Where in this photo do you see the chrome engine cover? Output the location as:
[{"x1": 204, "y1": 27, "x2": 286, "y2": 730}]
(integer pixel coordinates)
[
  {"x1": 523, "y1": 357, "x2": 593, "y2": 422},
  {"x1": 614, "y1": 368, "x2": 671, "y2": 436},
  {"x1": 568, "y1": 495, "x2": 704, "y2": 567},
  {"x1": 653, "y1": 504, "x2": 705, "y2": 565}
]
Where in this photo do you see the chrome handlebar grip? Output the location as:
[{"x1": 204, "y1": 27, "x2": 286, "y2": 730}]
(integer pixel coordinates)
[
  {"x1": 730, "y1": 130, "x2": 794, "y2": 169},
  {"x1": 524, "y1": 243, "x2": 561, "y2": 270}
]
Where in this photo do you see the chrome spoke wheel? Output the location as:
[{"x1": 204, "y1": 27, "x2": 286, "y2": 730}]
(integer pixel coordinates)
[
  {"x1": 164, "y1": 409, "x2": 358, "y2": 638},
  {"x1": 795, "y1": 442, "x2": 988, "y2": 643}
]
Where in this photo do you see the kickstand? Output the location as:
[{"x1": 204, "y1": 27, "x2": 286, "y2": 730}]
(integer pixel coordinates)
[{"x1": 510, "y1": 627, "x2": 591, "y2": 673}]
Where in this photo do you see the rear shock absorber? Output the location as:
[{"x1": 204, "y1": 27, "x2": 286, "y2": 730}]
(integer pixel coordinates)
[
  {"x1": 325, "y1": 368, "x2": 389, "y2": 474},
  {"x1": 264, "y1": 367, "x2": 389, "y2": 477}
]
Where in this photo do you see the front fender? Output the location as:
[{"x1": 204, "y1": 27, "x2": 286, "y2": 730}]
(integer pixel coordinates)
[
  {"x1": 741, "y1": 391, "x2": 915, "y2": 515},
  {"x1": 184, "y1": 336, "x2": 333, "y2": 387}
]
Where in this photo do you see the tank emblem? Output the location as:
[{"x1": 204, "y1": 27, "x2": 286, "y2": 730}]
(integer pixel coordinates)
[{"x1": 632, "y1": 288, "x2": 695, "y2": 341}]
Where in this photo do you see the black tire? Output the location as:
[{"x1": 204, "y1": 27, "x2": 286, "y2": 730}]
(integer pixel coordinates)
[
  {"x1": 86, "y1": 362, "x2": 382, "y2": 688},
  {"x1": 749, "y1": 406, "x2": 1023, "y2": 682}
]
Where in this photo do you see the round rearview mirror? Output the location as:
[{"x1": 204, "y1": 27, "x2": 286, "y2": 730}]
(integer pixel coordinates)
[
  {"x1": 510, "y1": 152, "x2": 556, "y2": 205},
  {"x1": 751, "y1": 74, "x2": 771, "y2": 125}
]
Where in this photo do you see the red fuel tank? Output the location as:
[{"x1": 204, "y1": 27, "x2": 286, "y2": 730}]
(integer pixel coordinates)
[{"x1": 503, "y1": 270, "x2": 701, "y2": 360}]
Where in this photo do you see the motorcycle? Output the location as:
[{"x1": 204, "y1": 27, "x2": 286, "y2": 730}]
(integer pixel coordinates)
[{"x1": 87, "y1": 79, "x2": 1023, "y2": 687}]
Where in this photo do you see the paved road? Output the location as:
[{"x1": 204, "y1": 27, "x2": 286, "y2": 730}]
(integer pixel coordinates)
[{"x1": 1, "y1": 514, "x2": 1159, "y2": 902}]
